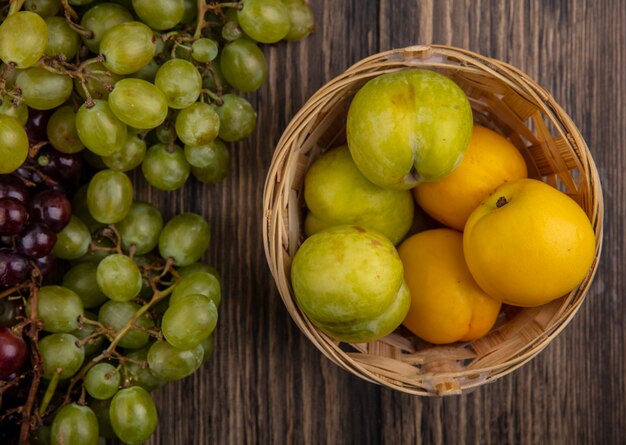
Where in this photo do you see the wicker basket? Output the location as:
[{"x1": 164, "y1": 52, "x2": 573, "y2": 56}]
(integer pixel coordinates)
[{"x1": 262, "y1": 45, "x2": 603, "y2": 396}]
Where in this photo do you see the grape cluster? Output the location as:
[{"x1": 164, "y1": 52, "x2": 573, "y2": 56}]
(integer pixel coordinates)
[
  {"x1": 0, "y1": 0, "x2": 315, "y2": 190},
  {"x1": 1, "y1": 169, "x2": 222, "y2": 444}
]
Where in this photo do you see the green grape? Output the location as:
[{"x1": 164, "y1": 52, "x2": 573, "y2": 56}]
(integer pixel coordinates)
[
  {"x1": 36, "y1": 285, "x2": 84, "y2": 333},
  {"x1": 199, "y1": 334, "x2": 214, "y2": 363},
  {"x1": 154, "y1": 59, "x2": 202, "y2": 109},
  {"x1": 63, "y1": 262, "x2": 108, "y2": 308},
  {"x1": 29, "y1": 425, "x2": 52, "y2": 445},
  {"x1": 45, "y1": 16, "x2": 81, "y2": 59},
  {"x1": 80, "y1": 2, "x2": 133, "y2": 53},
  {"x1": 71, "y1": 312, "x2": 105, "y2": 356},
  {"x1": 74, "y1": 62, "x2": 123, "y2": 101},
  {"x1": 124, "y1": 348, "x2": 164, "y2": 391},
  {"x1": 147, "y1": 340, "x2": 203, "y2": 381},
  {"x1": 178, "y1": 263, "x2": 222, "y2": 282},
  {"x1": 141, "y1": 143, "x2": 190, "y2": 191},
  {"x1": 221, "y1": 20, "x2": 243, "y2": 41},
  {"x1": 129, "y1": 58, "x2": 159, "y2": 82},
  {"x1": 0, "y1": 115, "x2": 28, "y2": 174},
  {"x1": 191, "y1": 38, "x2": 218, "y2": 62},
  {"x1": 238, "y1": 0, "x2": 290, "y2": 44},
  {"x1": 87, "y1": 169, "x2": 134, "y2": 223},
  {"x1": 175, "y1": 102, "x2": 220, "y2": 146},
  {"x1": 0, "y1": 96, "x2": 28, "y2": 126},
  {"x1": 102, "y1": 128, "x2": 147, "y2": 172},
  {"x1": 180, "y1": 0, "x2": 198, "y2": 24},
  {"x1": 108, "y1": 78, "x2": 168, "y2": 129},
  {"x1": 15, "y1": 68, "x2": 73, "y2": 110},
  {"x1": 171, "y1": 271, "x2": 221, "y2": 307},
  {"x1": 96, "y1": 254, "x2": 142, "y2": 301},
  {"x1": 189, "y1": 141, "x2": 230, "y2": 184},
  {"x1": 76, "y1": 100, "x2": 128, "y2": 156},
  {"x1": 284, "y1": 0, "x2": 315, "y2": 41},
  {"x1": 116, "y1": 201, "x2": 163, "y2": 255},
  {"x1": 162, "y1": 294, "x2": 217, "y2": 350},
  {"x1": 25, "y1": 0, "x2": 62, "y2": 18},
  {"x1": 51, "y1": 403, "x2": 99, "y2": 445},
  {"x1": 100, "y1": 21, "x2": 156, "y2": 75},
  {"x1": 47, "y1": 106, "x2": 84, "y2": 154},
  {"x1": 0, "y1": 11, "x2": 48, "y2": 68},
  {"x1": 220, "y1": 39, "x2": 267, "y2": 92},
  {"x1": 85, "y1": 363, "x2": 120, "y2": 400},
  {"x1": 89, "y1": 399, "x2": 115, "y2": 439},
  {"x1": 71, "y1": 185, "x2": 105, "y2": 234},
  {"x1": 159, "y1": 213, "x2": 210, "y2": 266},
  {"x1": 132, "y1": 0, "x2": 185, "y2": 30},
  {"x1": 70, "y1": 0, "x2": 95, "y2": 4},
  {"x1": 53, "y1": 215, "x2": 92, "y2": 260},
  {"x1": 109, "y1": 386, "x2": 157, "y2": 445},
  {"x1": 98, "y1": 300, "x2": 154, "y2": 349},
  {"x1": 212, "y1": 94, "x2": 256, "y2": 142},
  {"x1": 155, "y1": 121, "x2": 177, "y2": 144},
  {"x1": 39, "y1": 333, "x2": 85, "y2": 380}
]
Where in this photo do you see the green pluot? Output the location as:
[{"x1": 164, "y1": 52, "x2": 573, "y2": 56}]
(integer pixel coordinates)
[
  {"x1": 304, "y1": 145, "x2": 414, "y2": 245},
  {"x1": 290, "y1": 225, "x2": 411, "y2": 343},
  {"x1": 346, "y1": 69, "x2": 473, "y2": 190}
]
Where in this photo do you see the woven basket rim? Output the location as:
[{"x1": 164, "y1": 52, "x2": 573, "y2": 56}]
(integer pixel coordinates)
[{"x1": 262, "y1": 44, "x2": 604, "y2": 396}]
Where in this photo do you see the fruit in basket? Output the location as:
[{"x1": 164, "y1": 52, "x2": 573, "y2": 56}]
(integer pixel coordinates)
[
  {"x1": 291, "y1": 225, "x2": 411, "y2": 343},
  {"x1": 346, "y1": 69, "x2": 473, "y2": 190},
  {"x1": 304, "y1": 145, "x2": 414, "y2": 245},
  {"x1": 414, "y1": 125, "x2": 528, "y2": 230},
  {"x1": 463, "y1": 178, "x2": 596, "y2": 307},
  {"x1": 398, "y1": 229, "x2": 501, "y2": 344}
]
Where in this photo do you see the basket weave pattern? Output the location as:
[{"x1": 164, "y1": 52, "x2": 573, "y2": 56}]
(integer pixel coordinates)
[{"x1": 263, "y1": 45, "x2": 603, "y2": 396}]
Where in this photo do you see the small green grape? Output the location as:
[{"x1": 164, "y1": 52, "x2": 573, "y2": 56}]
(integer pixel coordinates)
[
  {"x1": 51, "y1": 404, "x2": 99, "y2": 445},
  {"x1": 96, "y1": 254, "x2": 143, "y2": 302},
  {"x1": 25, "y1": 0, "x2": 62, "y2": 18},
  {"x1": 39, "y1": 333, "x2": 85, "y2": 380},
  {"x1": 0, "y1": 96, "x2": 28, "y2": 126},
  {"x1": 212, "y1": 94, "x2": 257, "y2": 142},
  {"x1": 132, "y1": 0, "x2": 184, "y2": 30},
  {"x1": 53, "y1": 215, "x2": 91, "y2": 260},
  {"x1": 0, "y1": 11, "x2": 48, "y2": 68},
  {"x1": 16, "y1": 68, "x2": 73, "y2": 110},
  {"x1": 171, "y1": 271, "x2": 221, "y2": 306},
  {"x1": 191, "y1": 38, "x2": 218, "y2": 62},
  {"x1": 87, "y1": 169, "x2": 134, "y2": 224},
  {"x1": 98, "y1": 300, "x2": 154, "y2": 349},
  {"x1": 101, "y1": 128, "x2": 147, "y2": 172},
  {"x1": 238, "y1": 0, "x2": 290, "y2": 44},
  {"x1": 63, "y1": 262, "x2": 109, "y2": 308},
  {"x1": 175, "y1": 102, "x2": 220, "y2": 146},
  {"x1": 44, "y1": 16, "x2": 81, "y2": 59},
  {"x1": 188, "y1": 140, "x2": 230, "y2": 184},
  {"x1": 220, "y1": 38, "x2": 268, "y2": 92},
  {"x1": 147, "y1": 341, "x2": 203, "y2": 381},
  {"x1": 80, "y1": 2, "x2": 134, "y2": 53},
  {"x1": 100, "y1": 21, "x2": 156, "y2": 75},
  {"x1": 36, "y1": 285, "x2": 84, "y2": 333},
  {"x1": 154, "y1": 59, "x2": 202, "y2": 109},
  {"x1": 124, "y1": 348, "x2": 164, "y2": 392},
  {"x1": 221, "y1": 20, "x2": 243, "y2": 41},
  {"x1": 85, "y1": 363, "x2": 121, "y2": 400},
  {"x1": 76, "y1": 100, "x2": 128, "y2": 156},
  {"x1": 71, "y1": 185, "x2": 105, "y2": 235},
  {"x1": 0, "y1": 115, "x2": 28, "y2": 174},
  {"x1": 162, "y1": 294, "x2": 218, "y2": 350},
  {"x1": 141, "y1": 143, "x2": 190, "y2": 191},
  {"x1": 109, "y1": 387, "x2": 157, "y2": 445},
  {"x1": 47, "y1": 106, "x2": 84, "y2": 154},
  {"x1": 159, "y1": 213, "x2": 211, "y2": 266},
  {"x1": 108, "y1": 78, "x2": 168, "y2": 129},
  {"x1": 284, "y1": 0, "x2": 315, "y2": 41},
  {"x1": 116, "y1": 201, "x2": 164, "y2": 255}
]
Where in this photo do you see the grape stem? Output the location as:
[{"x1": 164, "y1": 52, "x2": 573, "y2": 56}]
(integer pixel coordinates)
[
  {"x1": 60, "y1": 0, "x2": 94, "y2": 39},
  {"x1": 8, "y1": 0, "x2": 25, "y2": 16},
  {"x1": 38, "y1": 369, "x2": 61, "y2": 416},
  {"x1": 202, "y1": 88, "x2": 224, "y2": 105},
  {"x1": 19, "y1": 287, "x2": 43, "y2": 444},
  {"x1": 194, "y1": 1, "x2": 242, "y2": 39}
]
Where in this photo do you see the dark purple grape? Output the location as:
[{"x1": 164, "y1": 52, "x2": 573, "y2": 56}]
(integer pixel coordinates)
[
  {"x1": 24, "y1": 108, "x2": 53, "y2": 144},
  {"x1": 0, "y1": 236, "x2": 13, "y2": 247},
  {"x1": 0, "y1": 327, "x2": 28, "y2": 380},
  {"x1": 0, "y1": 250, "x2": 30, "y2": 287},
  {"x1": 0, "y1": 176, "x2": 29, "y2": 204},
  {"x1": 18, "y1": 224, "x2": 56, "y2": 259},
  {"x1": 29, "y1": 189, "x2": 71, "y2": 233},
  {"x1": 0, "y1": 198, "x2": 27, "y2": 236},
  {"x1": 34, "y1": 252, "x2": 57, "y2": 276},
  {"x1": 0, "y1": 299, "x2": 22, "y2": 327},
  {"x1": 36, "y1": 147, "x2": 83, "y2": 184}
]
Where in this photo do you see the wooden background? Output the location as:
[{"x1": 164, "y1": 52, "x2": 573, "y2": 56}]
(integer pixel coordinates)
[{"x1": 138, "y1": 1, "x2": 625, "y2": 444}]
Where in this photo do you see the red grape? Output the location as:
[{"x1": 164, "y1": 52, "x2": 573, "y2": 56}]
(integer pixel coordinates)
[
  {"x1": 0, "y1": 197, "x2": 27, "y2": 235},
  {"x1": 0, "y1": 327, "x2": 28, "y2": 380},
  {"x1": 19, "y1": 224, "x2": 57, "y2": 259},
  {"x1": 29, "y1": 189, "x2": 71, "y2": 233},
  {"x1": 36, "y1": 147, "x2": 83, "y2": 185},
  {"x1": 0, "y1": 176, "x2": 29, "y2": 204},
  {"x1": 0, "y1": 250, "x2": 31, "y2": 286}
]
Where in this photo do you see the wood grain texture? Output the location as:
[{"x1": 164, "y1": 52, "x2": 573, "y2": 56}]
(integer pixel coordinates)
[{"x1": 138, "y1": 1, "x2": 626, "y2": 444}]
